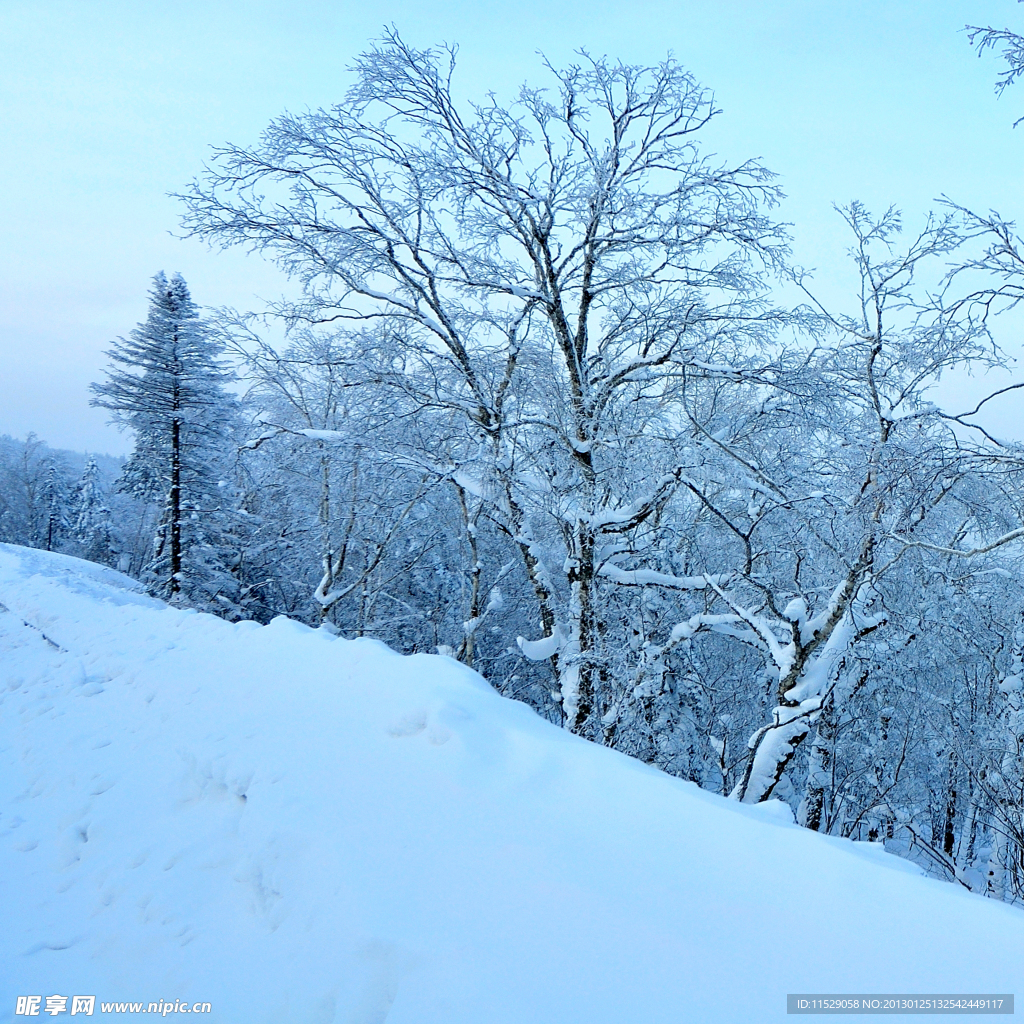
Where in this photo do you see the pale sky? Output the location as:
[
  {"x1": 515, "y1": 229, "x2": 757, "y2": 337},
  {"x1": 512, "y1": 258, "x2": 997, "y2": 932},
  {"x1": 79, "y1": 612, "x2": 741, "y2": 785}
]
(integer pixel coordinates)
[{"x1": 2, "y1": 0, "x2": 1023, "y2": 455}]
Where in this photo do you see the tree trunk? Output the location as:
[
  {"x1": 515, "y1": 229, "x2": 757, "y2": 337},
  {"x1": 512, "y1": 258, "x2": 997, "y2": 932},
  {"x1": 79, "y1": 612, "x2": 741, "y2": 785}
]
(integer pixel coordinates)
[
  {"x1": 987, "y1": 825, "x2": 1008, "y2": 901},
  {"x1": 799, "y1": 692, "x2": 836, "y2": 831},
  {"x1": 454, "y1": 483, "x2": 482, "y2": 669},
  {"x1": 566, "y1": 518, "x2": 598, "y2": 736},
  {"x1": 943, "y1": 750, "x2": 958, "y2": 857},
  {"x1": 169, "y1": 416, "x2": 181, "y2": 595},
  {"x1": 318, "y1": 449, "x2": 333, "y2": 623}
]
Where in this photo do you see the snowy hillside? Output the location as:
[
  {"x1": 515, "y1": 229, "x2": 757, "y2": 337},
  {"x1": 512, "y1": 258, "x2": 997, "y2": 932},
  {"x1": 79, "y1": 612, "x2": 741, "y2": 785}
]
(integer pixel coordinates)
[{"x1": 1, "y1": 543, "x2": 1021, "y2": 1023}]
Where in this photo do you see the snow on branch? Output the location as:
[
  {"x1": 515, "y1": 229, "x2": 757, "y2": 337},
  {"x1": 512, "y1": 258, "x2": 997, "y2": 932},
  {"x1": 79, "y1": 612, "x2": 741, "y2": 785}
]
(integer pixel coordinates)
[
  {"x1": 888, "y1": 526, "x2": 1024, "y2": 559},
  {"x1": 731, "y1": 697, "x2": 823, "y2": 804},
  {"x1": 517, "y1": 629, "x2": 564, "y2": 661},
  {"x1": 598, "y1": 564, "x2": 724, "y2": 591},
  {"x1": 241, "y1": 423, "x2": 350, "y2": 449}
]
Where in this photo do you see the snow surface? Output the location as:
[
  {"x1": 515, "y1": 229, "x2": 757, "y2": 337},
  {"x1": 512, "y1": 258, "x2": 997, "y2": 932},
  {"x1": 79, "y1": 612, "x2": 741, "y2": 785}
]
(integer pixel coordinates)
[{"x1": 1, "y1": 542, "x2": 1022, "y2": 1022}]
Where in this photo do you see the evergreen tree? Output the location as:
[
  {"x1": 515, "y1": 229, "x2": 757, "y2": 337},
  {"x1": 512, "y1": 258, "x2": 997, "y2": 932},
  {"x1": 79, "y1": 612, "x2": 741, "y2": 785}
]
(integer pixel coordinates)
[
  {"x1": 72, "y1": 457, "x2": 117, "y2": 566},
  {"x1": 40, "y1": 459, "x2": 70, "y2": 552},
  {"x1": 91, "y1": 272, "x2": 240, "y2": 606}
]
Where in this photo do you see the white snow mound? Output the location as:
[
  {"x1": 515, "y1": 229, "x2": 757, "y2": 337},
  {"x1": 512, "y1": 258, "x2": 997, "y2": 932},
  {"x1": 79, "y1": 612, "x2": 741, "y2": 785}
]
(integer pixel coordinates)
[{"x1": 1, "y1": 543, "x2": 1021, "y2": 1022}]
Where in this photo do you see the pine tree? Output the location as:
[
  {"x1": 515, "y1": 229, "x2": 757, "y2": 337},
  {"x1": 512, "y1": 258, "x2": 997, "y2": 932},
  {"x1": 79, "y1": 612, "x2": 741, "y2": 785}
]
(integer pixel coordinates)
[
  {"x1": 72, "y1": 457, "x2": 117, "y2": 565},
  {"x1": 91, "y1": 272, "x2": 239, "y2": 605},
  {"x1": 40, "y1": 459, "x2": 70, "y2": 552}
]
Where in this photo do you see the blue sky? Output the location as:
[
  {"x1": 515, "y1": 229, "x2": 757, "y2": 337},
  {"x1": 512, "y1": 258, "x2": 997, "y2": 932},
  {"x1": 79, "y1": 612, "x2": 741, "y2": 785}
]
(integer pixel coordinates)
[{"x1": 2, "y1": 0, "x2": 1022, "y2": 454}]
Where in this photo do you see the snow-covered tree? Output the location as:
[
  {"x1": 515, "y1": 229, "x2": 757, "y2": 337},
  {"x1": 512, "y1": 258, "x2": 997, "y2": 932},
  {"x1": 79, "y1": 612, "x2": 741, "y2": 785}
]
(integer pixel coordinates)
[
  {"x1": 91, "y1": 272, "x2": 242, "y2": 607},
  {"x1": 40, "y1": 459, "x2": 70, "y2": 552},
  {"x1": 234, "y1": 325, "x2": 522, "y2": 656},
  {"x1": 674, "y1": 204, "x2": 1022, "y2": 806},
  {"x1": 179, "y1": 32, "x2": 789, "y2": 735},
  {"x1": 71, "y1": 457, "x2": 117, "y2": 565}
]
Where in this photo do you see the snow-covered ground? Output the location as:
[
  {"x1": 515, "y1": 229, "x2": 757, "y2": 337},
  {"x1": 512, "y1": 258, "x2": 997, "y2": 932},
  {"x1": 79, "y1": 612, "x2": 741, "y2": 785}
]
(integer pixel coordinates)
[{"x1": 1, "y1": 543, "x2": 1021, "y2": 1023}]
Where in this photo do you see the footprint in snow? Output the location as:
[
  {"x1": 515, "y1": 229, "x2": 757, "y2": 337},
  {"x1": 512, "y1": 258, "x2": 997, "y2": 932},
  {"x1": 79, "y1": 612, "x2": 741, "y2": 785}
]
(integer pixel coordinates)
[
  {"x1": 388, "y1": 711, "x2": 427, "y2": 737},
  {"x1": 388, "y1": 710, "x2": 452, "y2": 745}
]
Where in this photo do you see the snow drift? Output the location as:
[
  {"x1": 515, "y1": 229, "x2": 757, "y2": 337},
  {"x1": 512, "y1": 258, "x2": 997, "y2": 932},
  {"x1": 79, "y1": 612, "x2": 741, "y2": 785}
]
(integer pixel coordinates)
[{"x1": 1, "y1": 543, "x2": 1021, "y2": 1022}]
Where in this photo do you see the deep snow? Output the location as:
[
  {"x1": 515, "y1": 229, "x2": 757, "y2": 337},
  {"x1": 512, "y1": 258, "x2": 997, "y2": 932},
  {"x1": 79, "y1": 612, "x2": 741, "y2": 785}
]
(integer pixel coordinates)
[{"x1": 1, "y1": 543, "x2": 1021, "y2": 1022}]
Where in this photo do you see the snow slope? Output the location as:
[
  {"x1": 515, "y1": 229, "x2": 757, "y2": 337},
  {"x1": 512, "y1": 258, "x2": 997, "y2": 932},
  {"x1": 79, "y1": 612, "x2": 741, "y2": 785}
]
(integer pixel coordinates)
[{"x1": 1, "y1": 542, "x2": 1021, "y2": 1023}]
